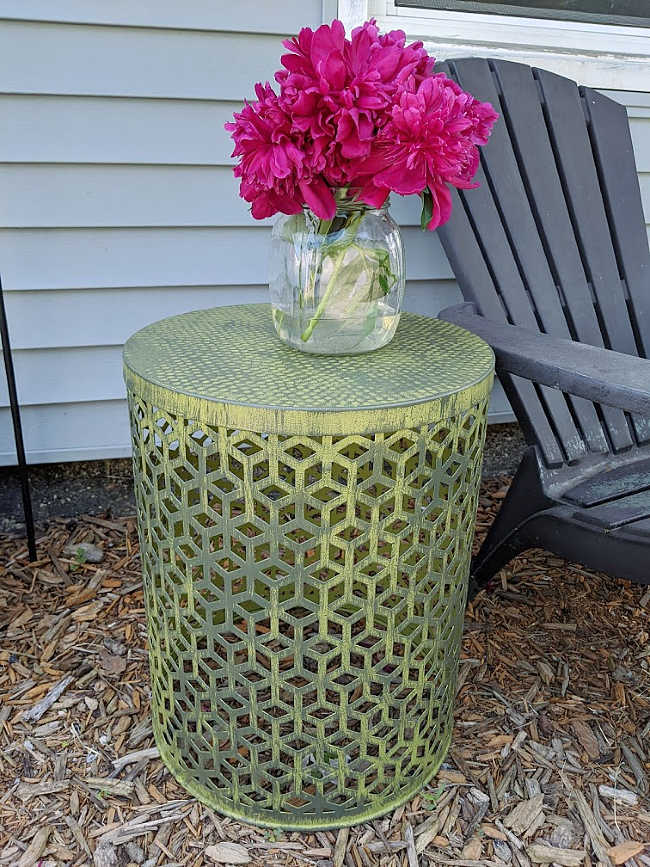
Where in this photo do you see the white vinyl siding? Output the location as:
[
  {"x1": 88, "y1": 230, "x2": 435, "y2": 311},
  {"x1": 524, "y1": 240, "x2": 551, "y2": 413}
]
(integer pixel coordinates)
[{"x1": 0, "y1": 3, "x2": 648, "y2": 463}]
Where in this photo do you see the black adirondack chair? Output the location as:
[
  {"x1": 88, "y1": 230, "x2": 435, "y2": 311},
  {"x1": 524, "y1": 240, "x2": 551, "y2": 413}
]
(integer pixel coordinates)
[{"x1": 435, "y1": 58, "x2": 650, "y2": 593}]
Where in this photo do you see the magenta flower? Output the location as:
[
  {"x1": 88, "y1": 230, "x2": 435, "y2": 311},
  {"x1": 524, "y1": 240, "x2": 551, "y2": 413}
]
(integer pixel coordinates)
[
  {"x1": 276, "y1": 20, "x2": 433, "y2": 174},
  {"x1": 226, "y1": 82, "x2": 336, "y2": 220},
  {"x1": 225, "y1": 19, "x2": 497, "y2": 229},
  {"x1": 355, "y1": 74, "x2": 499, "y2": 229}
]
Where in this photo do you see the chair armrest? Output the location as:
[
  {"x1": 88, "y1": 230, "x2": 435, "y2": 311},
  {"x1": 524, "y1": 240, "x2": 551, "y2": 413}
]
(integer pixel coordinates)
[{"x1": 439, "y1": 303, "x2": 650, "y2": 416}]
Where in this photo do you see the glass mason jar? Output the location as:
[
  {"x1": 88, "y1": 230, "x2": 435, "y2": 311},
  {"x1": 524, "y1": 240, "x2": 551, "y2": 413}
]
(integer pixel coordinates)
[{"x1": 269, "y1": 191, "x2": 406, "y2": 354}]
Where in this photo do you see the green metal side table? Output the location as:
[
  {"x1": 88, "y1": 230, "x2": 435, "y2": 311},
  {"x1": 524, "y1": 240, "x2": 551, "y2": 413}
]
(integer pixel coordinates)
[{"x1": 123, "y1": 304, "x2": 493, "y2": 831}]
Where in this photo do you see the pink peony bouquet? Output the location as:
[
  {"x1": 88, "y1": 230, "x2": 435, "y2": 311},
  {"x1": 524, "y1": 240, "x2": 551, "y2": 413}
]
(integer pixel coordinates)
[{"x1": 226, "y1": 19, "x2": 498, "y2": 231}]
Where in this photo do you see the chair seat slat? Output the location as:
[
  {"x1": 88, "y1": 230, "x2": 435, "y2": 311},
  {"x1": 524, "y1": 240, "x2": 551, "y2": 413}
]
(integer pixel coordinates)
[
  {"x1": 578, "y1": 489, "x2": 650, "y2": 529},
  {"x1": 563, "y1": 456, "x2": 650, "y2": 507},
  {"x1": 612, "y1": 517, "x2": 650, "y2": 540}
]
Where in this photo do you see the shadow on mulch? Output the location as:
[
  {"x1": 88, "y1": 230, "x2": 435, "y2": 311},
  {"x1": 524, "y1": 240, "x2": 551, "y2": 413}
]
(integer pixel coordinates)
[
  {"x1": 0, "y1": 476, "x2": 648, "y2": 866},
  {"x1": 0, "y1": 424, "x2": 528, "y2": 536}
]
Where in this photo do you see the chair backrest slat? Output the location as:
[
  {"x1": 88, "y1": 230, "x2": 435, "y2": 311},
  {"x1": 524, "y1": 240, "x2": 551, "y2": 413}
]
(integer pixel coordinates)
[
  {"x1": 441, "y1": 187, "x2": 509, "y2": 322},
  {"x1": 437, "y1": 58, "x2": 650, "y2": 468},
  {"x1": 438, "y1": 183, "x2": 570, "y2": 467},
  {"x1": 448, "y1": 61, "x2": 572, "y2": 332},
  {"x1": 440, "y1": 190, "x2": 566, "y2": 467},
  {"x1": 583, "y1": 88, "x2": 650, "y2": 445},
  {"x1": 583, "y1": 90, "x2": 650, "y2": 356},
  {"x1": 492, "y1": 62, "x2": 633, "y2": 453},
  {"x1": 491, "y1": 63, "x2": 599, "y2": 344},
  {"x1": 440, "y1": 59, "x2": 592, "y2": 462},
  {"x1": 536, "y1": 69, "x2": 638, "y2": 358}
]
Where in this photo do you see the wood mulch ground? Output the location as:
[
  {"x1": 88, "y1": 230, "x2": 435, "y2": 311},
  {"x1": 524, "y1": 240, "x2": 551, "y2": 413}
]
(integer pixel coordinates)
[{"x1": 1, "y1": 477, "x2": 648, "y2": 867}]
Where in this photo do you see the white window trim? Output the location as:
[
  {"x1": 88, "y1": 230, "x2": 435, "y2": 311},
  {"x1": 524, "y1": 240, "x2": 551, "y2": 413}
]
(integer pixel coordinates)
[{"x1": 338, "y1": 0, "x2": 650, "y2": 90}]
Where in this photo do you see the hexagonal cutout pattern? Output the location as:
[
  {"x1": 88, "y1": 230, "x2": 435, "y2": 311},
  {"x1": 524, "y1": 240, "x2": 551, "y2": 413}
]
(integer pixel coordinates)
[{"x1": 128, "y1": 394, "x2": 489, "y2": 829}]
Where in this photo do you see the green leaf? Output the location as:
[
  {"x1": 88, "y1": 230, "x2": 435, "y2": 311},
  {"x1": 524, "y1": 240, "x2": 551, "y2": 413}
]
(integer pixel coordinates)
[
  {"x1": 422, "y1": 784, "x2": 446, "y2": 805},
  {"x1": 420, "y1": 187, "x2": 434, "y2": 232}
]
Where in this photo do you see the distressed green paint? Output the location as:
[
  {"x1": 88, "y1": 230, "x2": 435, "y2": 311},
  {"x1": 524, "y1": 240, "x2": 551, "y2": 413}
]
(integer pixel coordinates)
[{"x1": 124, "y1": 304, "x2": 493, "y2": 830}]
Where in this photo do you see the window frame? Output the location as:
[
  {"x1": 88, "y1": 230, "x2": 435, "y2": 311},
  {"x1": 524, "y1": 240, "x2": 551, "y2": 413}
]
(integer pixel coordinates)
[{"x1": 338, "y1": 0, "x2": 650, "y2": 90}]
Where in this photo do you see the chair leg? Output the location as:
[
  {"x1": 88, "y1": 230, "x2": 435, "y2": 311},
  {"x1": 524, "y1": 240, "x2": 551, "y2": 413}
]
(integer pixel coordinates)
[
  {"x1": 470, "y1": 447, "x2": 549, "y2": 598},
  {"x1": 468, "y1": 536, "x2": 528, "y2": 600}
]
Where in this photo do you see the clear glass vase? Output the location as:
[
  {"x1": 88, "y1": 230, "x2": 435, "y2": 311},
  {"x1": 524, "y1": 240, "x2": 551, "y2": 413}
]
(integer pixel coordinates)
[{"x1": 269, "y1": 191, "x2": 406, "y2": 354}]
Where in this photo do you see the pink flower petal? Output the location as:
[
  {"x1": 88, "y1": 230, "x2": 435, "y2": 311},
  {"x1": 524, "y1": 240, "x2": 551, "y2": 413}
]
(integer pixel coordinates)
[
  {"x1": 298, "y1": 177, "x2": 336, "y2": 219},
  {"x1": 426, "y1": 183, "x2": 453, "y2": 230}
]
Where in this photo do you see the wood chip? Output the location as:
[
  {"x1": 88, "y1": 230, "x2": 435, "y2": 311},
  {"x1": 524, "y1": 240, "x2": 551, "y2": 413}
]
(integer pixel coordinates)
[
  {"x1": 464, "y1": 787, "x2": 490, "y2": 841},
  {"x1": 21, "y1": 675, "x2": 74, "y2": 722},
  {"x1": 526, "y1": 843, "x2": 586, "y2": 865},
  {"x1": 437, "y1": 769, "x2": 466, "y2": 784},
  {"x1": 111, "y1": 747, "x2": 159, "y2": 771},
  {"x1": 100, "y1": 813, "x2": 185, "y2": 845},
  {"x1": 71, "y1": 600, "x2": 104, "y2": 621},
  {"x1": 481, "y1": 824, "x2": 507, "y2": 841},
  {"x1": 493, "y1": 840, "x2": 513, "y2": 863},
  {"x1": 417, "y1": 825, "x2": 443, "y2": 855},
  {"x1": 93, "y1": 843, "x2": 119, "y2": 867},
  {"x1": 598, "y1": 784, "x2": 638, "y2": 806},
  {"x1": 17, "y1": 827, "x2": 51, "y2": 867},
  {"x1": 85, "y1": 777, "x2": 135, "y2": 797},
  {"x1": 564, "y1": 780, "x2": 613, "y2": 866},
  {"x1": 620, "y1": 742, "x2": 649, "y2": 795},
  {"x1": 16, "y1": 780, "x2": 69, "y2": 802},
  {"x1": 425, "y1": 858, "x2": 501, "y2": 866},
  {"x1": 63, "y1": 815, "x2": 92, "y2": 858},
  {"x1": 462, "y1": 838, "x2": 482, "y2": 860},
  {"x1": 405, "y1": 823, "x2": 418, "y2": 867},
  {"x1": 364, "y1": 841, "x2": 407, "y2": 854},
  {"x1": 334, "y1": 827, "x2": 349, "y2": 867},
  {"x1": 549, "y1": 820, "x2": 575, "y2": 849},
  {"x1": 8, "y1": 607, "x2": 34, "y2": 634},
  {"x1": 571, "y1": 719, "x2": 600, "y2": 758},
  {"x1": 504, "y1": 795, "x2": 544, "y2": 836},
  {"x1": 98, "y1": 648, "x2": 127, "y2": 674},
  {"x1": 542, "y1": 622, "x2": 577, "y2": 631},
  {"x1": 205, "y1": 842, "x2": 251, "y2": 864},
  {"x1": 607, "y1": 841, "x2": 646, "y2": 864}
]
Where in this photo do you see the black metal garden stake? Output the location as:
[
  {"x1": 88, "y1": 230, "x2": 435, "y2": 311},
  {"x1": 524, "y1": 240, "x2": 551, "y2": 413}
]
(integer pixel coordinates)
[{"x1": 0, "y1": 274, "x2": 37, "y2": 561}]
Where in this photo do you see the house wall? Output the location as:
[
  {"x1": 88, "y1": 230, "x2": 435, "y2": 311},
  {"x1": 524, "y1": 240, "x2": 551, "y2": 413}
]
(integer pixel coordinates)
[{"x1": 0, "y1": 2, "x2": 648, "y2": 464}]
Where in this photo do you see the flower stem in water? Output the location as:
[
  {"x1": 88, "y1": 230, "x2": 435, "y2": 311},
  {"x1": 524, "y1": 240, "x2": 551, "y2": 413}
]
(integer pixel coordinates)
[{"x1": 300, "y1": 212, "x2": 362, "y2": 343}]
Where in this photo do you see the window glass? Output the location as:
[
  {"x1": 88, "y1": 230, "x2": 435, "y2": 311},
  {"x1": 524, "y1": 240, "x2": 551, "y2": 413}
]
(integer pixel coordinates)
[{"x1": 395, "y1": 0, "x2": 650, "y2": 27}]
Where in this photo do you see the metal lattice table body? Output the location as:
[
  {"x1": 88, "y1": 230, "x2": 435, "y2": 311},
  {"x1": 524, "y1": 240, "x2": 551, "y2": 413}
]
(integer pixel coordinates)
[{"x1": 123, "y1": 304, "x2": 493, "y2": 830}]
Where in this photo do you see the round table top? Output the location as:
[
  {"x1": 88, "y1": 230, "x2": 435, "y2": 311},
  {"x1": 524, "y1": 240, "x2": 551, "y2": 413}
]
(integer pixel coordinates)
[{"x1": 123, "y1": 304, "x2": 493, "y2": 415}]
